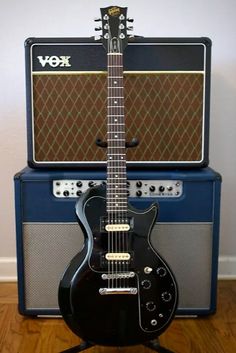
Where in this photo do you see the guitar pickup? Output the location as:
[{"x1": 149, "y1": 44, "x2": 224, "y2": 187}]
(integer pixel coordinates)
[
  {"x1": 105, "y1": 252, "x2": 131, "y2": 261},
  {"x1": 100, "y1": 251, "x2": 134, "y2": 268},
  {"x1": 100, "y1": 216, "x2": 134, "y2": 232}
]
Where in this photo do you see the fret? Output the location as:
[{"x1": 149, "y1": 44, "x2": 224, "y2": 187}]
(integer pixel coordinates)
[
  {"x1": 108, "y1": 87, "x2": 123, "y2": 89},
  {"x1": 107, "y1": 115, "x2": 124, "y2": 117}
]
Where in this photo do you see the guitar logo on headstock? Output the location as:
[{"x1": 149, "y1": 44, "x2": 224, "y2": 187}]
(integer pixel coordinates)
[{"x1": 108, "y1": 6, "x2": 121, "y2": 17}]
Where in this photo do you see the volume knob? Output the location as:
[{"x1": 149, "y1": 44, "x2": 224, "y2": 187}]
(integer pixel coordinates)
[
  {"x1": 161, "y1": 292, "x2": 172, "y2": 302},
  {"x1": 141, "y1": 280, "x2": 151, "y2": 289},
  {"x1": 146, "y1": 301, "x2": 156, "y2": 312}
]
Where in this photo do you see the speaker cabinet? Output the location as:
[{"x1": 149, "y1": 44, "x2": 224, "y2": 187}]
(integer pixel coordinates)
[
  {"x1": 25, "y1": 37, "x2": 211, "y2": 168},
  {"x1": 14, "y1": 167, "x2": 221, "y2": 316}
]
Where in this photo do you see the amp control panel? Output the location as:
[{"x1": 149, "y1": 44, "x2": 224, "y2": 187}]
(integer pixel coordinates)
[{"x1": 53, "y1": 180, "x2": 183, "y2": 198}]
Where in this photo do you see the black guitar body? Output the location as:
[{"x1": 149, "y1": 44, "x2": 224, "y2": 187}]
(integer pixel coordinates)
[{"x1": 58, "y1": 185, "x2": 178, "y2": 346}]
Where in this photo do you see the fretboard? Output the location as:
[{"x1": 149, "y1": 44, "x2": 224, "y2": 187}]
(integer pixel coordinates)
[{"x1": 106, "y1": 53, "x2": 127, "y2": 214}]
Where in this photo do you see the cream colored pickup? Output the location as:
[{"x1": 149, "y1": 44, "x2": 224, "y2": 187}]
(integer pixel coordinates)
[
  {"x1": 105, "y1": 253, "x2": 131, "y2": 261},
  {"x1": 105, "y1": 224, "x2": 130, "y2": 232}
]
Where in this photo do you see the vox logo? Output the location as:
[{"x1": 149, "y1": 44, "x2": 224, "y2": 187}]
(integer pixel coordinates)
[{"x1": 37, "y1": 56, "x2": 71, "y2": 67}]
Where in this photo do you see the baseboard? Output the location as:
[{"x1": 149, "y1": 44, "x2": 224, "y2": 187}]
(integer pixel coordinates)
[
  {"x1": 218, "y1": 256, "x2": 236, "y2": 279},
  {"x1": 0, "y1": 256, "x2": 236, "y2": 282},
  {"x1": 0, "y1": 257, "x2": 17, "y2": 282}
]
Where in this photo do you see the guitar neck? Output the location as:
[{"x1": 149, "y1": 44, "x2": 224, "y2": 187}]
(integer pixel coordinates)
[{"x1": 106, "y1": 53, "x2": 127, "y2": 215}]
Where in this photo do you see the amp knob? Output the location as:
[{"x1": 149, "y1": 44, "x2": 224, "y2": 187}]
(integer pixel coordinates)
[
  {"x1": 149, "y1": 185, "x2": 156, "y2": 192},
  {"x1": 76, "y1": 181, "x2": 83, "y2": 187},
  {"x1": 76, "y1": 190, "x2": 82, "y2": 197},
  {"x1": 88, "y1": 181, "x2": 95, "y2": 187},
  {"x1": 136, "y1": 181, "x2": 142, "y2": 188},
  {"x1": 63, "y1": 190, "x2": 69, "y2": 197},
  {"x1": 159, "y1": 186, "x2": 165, "y2": 192},
  {"x1": 136, "y1": 190, "x2": 142, "y2": 197}
]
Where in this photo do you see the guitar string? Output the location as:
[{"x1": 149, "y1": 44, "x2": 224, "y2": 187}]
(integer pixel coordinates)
[{"x1": 107, "y1": 52, "x2": 110, "y2": 290}]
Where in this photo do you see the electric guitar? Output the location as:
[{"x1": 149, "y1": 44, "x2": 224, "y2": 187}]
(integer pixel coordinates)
[{"x1": 58, "y1": 6, "x2": 178, "y2": 346}]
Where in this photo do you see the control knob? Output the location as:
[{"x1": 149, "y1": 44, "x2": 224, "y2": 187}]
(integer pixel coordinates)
[
  {"x1": 161, "y1": 291, "x2": 172, "y2": 302},
  {"x1": 88, "y1": 181, "x2": 95, "y2": 187},
  {"x1": 149, "y1": 185, "x2": 156, "y2": 192},
  {"x1": 136, "y1": 190, "x2": 142, "y2": 197},
  {"x1": 159, "y1": 186, "x2": 165, "y2": 192},
  {"x1": 146, "y1": 301, "x2": 156, "y2": 312},
  {"x1": 63, "y1": 190, "x2": 69, "y2": 197},
  {"x1": 136, "y1": 181, "x2": 142, "y2": 188},
  {"x1": 141, "y1": 280, "x2": 151, "y2": 289},
  {"x1": 76, "y1": 181, "x2": 83, "y2": 187}
]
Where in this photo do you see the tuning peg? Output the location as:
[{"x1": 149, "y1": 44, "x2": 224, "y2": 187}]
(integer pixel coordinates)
[
  {"x1": 127, "y1": 26, "x2": 134, "y2": 31},
  {"x1": 94, "y1": 35, "x2": 102, "y2": 41},
  {"x1": 95, "y1": 26, "x2": 102, "y2": 31},
  {"x1": 127, "y1": 18, "x2": 134, "y2": 22},
  {"x1": 94, "y1": 17, "x2": 101, "y2": 22}
]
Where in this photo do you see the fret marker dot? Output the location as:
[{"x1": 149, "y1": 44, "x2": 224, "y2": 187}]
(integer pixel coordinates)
[
  {"x1": 121, "y1": 156, "x2": 124, "y2": 159},
  {"x1": 114, "y1": 101, "x2": 117, "y2": 104},
  {"x1": 114, "y1": 119, "x2": 117, "y2": 122},
  {"x1": 116, "y1": 203, "x2": 119, "y2": 207},
  {"x1": 115, "y1": 135, "x2": 118, "y2": 138},
  {"x1": 114, "y1": 81, "x2": 117, "y2": 84},
  {"x1": 115, "y1": 175, "x2": 118, "y2": 178}
]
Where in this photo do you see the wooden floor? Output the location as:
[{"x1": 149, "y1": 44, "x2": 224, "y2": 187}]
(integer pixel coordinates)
[{"x1": 0, "y1": 281, "x2": 236, "y2": 353}]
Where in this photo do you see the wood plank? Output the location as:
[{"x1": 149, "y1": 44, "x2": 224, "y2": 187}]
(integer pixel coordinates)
[{"x1": 0, "y1": 281, "x2": 236, "y2": 353}]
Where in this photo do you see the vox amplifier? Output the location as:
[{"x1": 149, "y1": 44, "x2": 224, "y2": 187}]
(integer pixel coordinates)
[
  {"x1": 25, "y1": 37, "x2": 211, "y2": 168},
  {"x1": 14, "y1": 167, "x2": 221, "y2": 316}
]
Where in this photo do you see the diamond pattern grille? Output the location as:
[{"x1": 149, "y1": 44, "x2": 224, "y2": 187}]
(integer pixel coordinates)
[{"x1": 32, "y1": 72, "x2": 204, "y2": 162}]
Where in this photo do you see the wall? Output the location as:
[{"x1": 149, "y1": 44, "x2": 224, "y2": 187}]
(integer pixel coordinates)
[{"x1": 0, "y1": 0, "x2": 236, "y2": 279}]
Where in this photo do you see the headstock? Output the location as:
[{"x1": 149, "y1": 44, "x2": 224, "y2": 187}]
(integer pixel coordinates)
[{"x1": 94, "y1": 6, "x2": 133, "y2": 53}]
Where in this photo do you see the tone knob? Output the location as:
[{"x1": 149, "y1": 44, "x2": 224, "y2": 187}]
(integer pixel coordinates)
[
  {"x1": 141, "y1": 280, "x2": 151, "y2": 289},
  {"x1": 146, "y1": 301, "x2": 156, "y2": 312},
  {"x1": 76, "y1": 181, "x2": 82, "y2": 187},
  {"x1": 156, "y1": 267, "x2": 167, "y2": 277},
  {"x1": 136, "y1": 190, "x2": 142, "y2": 197},
  {"x1": 63, "y1": 190, "x2": 69, "y2": 197},
  {"x1": 76, "y1": 190, "x2": 82, "y2": 197},
  {"x1": 88, "y1": 181, "x2": 95, "y2": 187},
  {"x1": 159, "y1": 185, "x2": 165, "y2": 192},
  {"x1": 149, "y1": 185, "x2": 156, "y2": 192},
  {"x1": 167, "y1": 186, "x2": 173, "y2": 191},
  {"x1": 127, "y1": 181, "x2": 130, "y2": 187},
  {"x1": 136, "y1": 181, "x2": 142, "y2": 188},
  {"x1": 161, "y1": 291, "x2": 172, "y2": 302}
]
